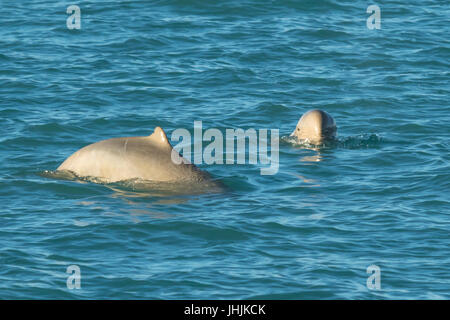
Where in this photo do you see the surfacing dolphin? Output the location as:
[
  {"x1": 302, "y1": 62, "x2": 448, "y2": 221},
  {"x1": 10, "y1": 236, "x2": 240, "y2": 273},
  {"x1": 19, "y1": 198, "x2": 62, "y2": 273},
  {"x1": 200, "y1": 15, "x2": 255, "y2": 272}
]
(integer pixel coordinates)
[
  {"x1": 57, "y1": 127, "x2": 212, "y2": 184},
  {"x1": 290, "y1": 109, "x2": 337, "y2": 144}
]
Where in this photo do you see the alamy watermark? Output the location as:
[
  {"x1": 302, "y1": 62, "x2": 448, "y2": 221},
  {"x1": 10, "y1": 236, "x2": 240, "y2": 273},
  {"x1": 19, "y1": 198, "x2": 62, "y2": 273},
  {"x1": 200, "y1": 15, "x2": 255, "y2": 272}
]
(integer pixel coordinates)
[
  {"x1": 67, "y1": 5, "x2": 81, "y2": 30},
  {"x1": 171, "y1": 121, "x2": 279, "y2": 175},
  {"x1": 66, "y1": 265, "x2": 81, "y2": 289},
  {"x1": 366, "y1": 5, "x2": 381, "y2": 30},
  {"x1": 366, "y1": 264, "x2": 381, "y2": 290},
  {"x1": 67, "y1": 5, "x2": 381, "y2": 31}
]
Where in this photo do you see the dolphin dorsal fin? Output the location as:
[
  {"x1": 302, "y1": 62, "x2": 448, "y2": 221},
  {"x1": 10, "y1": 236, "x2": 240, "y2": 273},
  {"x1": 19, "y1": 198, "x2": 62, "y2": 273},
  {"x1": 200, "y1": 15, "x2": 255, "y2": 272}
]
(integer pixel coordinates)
[{"x1": 148, "y1": 126, "x2": 171, "y2": 147}]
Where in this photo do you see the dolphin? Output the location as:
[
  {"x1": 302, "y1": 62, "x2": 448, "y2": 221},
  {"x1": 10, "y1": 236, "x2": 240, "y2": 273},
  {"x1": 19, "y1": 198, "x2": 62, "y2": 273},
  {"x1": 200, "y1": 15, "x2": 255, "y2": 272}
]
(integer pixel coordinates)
[
  {"x1": 57, "y1": 126, "x2": 214, "y2": 184},
  {"x1": 290, "y1": 109, "x2": 337, "y2": 144}
]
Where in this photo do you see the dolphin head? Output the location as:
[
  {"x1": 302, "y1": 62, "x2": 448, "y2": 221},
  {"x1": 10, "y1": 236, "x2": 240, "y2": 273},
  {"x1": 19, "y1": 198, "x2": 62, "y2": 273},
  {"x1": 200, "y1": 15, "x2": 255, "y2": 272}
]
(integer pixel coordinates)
[{"x1": 291, "y1": 109, "x2": 337, "y2": 144}]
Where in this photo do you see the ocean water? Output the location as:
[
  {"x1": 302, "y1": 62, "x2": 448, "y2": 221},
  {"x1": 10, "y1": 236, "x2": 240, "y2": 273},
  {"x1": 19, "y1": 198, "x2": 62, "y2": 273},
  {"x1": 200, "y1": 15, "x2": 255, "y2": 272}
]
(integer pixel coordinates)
[{"x1": 1, "y1": 0, "x2": 449, "y2": 299}]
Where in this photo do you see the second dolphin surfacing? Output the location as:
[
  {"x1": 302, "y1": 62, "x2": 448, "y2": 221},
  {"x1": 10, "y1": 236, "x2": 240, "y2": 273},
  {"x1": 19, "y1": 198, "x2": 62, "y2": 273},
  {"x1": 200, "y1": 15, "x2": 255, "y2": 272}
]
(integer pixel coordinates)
[
  {"x1": 290, "y1": 109, "x2": 337, "y2": 144},
  {"x1": 57, "y1": 127, "x2": 213, "y2": 185}
]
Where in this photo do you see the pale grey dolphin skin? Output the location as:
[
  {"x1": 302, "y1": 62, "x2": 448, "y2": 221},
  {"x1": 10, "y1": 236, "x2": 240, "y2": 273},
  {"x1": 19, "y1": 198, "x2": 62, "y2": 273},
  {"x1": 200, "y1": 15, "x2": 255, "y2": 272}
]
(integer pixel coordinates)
[
  {"x1": 57, "y1": 127, "x2": 212, "y2": 183},
  {"x1": 290, "y1": 109, "x2": 337, "y2": 144}
]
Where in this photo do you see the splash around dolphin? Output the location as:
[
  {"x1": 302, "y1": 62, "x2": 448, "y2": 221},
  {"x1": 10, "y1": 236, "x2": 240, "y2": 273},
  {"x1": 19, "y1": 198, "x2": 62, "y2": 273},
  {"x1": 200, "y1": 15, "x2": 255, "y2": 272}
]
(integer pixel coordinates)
[
  {"x1": 290, "y1": 109, "x2": 337, "y2": 144},
  {"x1": 57, "y1": 126, "x2": 216, "y2": 187}
]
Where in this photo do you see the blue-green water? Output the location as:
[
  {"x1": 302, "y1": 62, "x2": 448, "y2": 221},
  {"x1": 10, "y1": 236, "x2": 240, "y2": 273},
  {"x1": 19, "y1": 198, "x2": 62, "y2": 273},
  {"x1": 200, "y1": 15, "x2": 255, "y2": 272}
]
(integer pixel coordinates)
[{"x1": 1, "y1": 0, "x2": 449, "y2": 299}]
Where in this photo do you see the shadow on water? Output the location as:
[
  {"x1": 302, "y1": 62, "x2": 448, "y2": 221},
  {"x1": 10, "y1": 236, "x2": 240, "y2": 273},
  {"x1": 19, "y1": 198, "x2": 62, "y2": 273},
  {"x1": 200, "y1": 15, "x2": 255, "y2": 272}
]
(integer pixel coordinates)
[{"x1": 39, "y1": 170, "x2": 229, "y2": 222}]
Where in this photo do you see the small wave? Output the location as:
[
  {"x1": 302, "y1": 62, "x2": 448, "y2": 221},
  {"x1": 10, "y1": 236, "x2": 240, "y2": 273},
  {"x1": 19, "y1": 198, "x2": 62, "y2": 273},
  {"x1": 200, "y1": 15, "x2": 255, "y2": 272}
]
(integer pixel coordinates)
[
  {"x1": 308, "y1": 29, "x2": 351, "y2": 40},
  {"x1": 281, "y1": 135, "x2": 337, "y2": 149},
  {"x1": 255, "y1": 102, "x2": 290, "y2": 114},
  {"x1": 0, "y1": 53, "x2": 11, "y2": 61},
  {"x1": 282, "y1": 133, "x2": 383, "y2": 149},
  {"x1": 337, "y1": 133, "x2": 383, "y2": 148}
]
